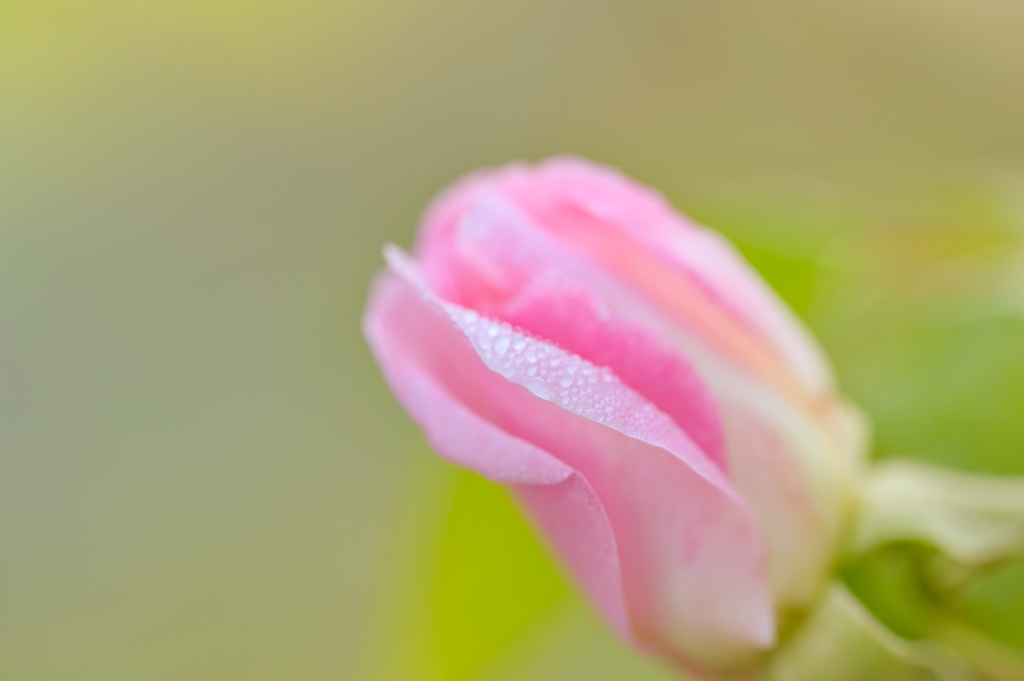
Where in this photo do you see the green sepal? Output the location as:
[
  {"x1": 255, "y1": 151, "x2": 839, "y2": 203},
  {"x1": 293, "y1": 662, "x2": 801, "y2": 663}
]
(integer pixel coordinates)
[
  {"x1": 768, "y1": 584, "x2": 972, "y2": 681},
  {"x1": 850, "y1": 460, "x2": 1024, "y2": 589}
]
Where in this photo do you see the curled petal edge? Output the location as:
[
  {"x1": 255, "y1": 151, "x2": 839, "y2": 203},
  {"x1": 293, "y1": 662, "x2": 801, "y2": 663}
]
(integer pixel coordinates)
[{"x1": 364, "y1": 271, "x2": 631, "y2": 637}]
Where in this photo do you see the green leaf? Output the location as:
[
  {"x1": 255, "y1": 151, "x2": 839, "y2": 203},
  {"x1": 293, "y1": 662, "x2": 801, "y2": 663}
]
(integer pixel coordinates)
[{"x1": 432, "y1": 471, "x2": 568, "y2": 680}]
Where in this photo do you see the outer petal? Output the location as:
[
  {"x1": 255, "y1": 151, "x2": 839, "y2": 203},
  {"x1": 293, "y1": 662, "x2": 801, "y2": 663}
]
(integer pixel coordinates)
[
  {"x1": 717, "y1": 387, "x2": 856, "y2": 610},
  {"x1": 363, "y1": 273, "x2": 630, "y2": 639},
  {"x1": 364, "y1": 248, "x2": 774, "y2": 670}
]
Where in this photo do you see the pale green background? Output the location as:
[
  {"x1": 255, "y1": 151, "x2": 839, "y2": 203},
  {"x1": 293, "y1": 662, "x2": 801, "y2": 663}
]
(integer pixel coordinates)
[{"x1": 4, "y1": 2, "x2": 1024, "y2": 680}]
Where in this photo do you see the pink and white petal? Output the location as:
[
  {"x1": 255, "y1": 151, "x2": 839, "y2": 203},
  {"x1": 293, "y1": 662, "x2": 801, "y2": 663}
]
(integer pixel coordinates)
[
  {"x1": 413, "y1": 187, "x2": 853, "y2": 615},
  {"x1": 479, "y1": 157, "x2": 832, "y2": 396},
  {"x1": 498, "y1": 273, "x2": 726, "y2": 471},
  {"x1": 646, "y1": 224, "x2": 833, "y2": 397},
  {"x1": 363, "y1": 272, "x2": 631, "y2": 636},
  {"x1": 366, "y1": 247, "x2": 774, "y2": 668},
  {"x1": 417, "y1": 170, "x2": 808, "y2": 403},
  {"x1": 513, "y1": 478, "x2": 630, "y2": 639},
  {"x1": 527, "y1": 157, "x2": 834, "y2": 393},
  {"x1": 414, "y1": 187, "x2": 784, "y2": 448},
  {"x1": 711, "y1": 373, "x2": 860, "y2": 613}
]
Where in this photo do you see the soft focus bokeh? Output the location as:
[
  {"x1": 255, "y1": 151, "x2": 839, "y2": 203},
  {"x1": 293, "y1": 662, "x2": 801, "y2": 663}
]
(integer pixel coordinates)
[{"x1": 5, "y1": 2, "x2": 1024, "y2": 679}]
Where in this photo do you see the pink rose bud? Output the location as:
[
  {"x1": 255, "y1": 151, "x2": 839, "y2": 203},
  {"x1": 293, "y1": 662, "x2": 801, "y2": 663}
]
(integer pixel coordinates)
[{"x1": 363, "y1": 157, "x2": 866, "y2": 676}]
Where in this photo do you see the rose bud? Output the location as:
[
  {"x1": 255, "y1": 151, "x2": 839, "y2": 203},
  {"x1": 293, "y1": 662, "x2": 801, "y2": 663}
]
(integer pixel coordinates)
[{"x1": 362, "y1": 158, "x2": 866, "y2": 677}]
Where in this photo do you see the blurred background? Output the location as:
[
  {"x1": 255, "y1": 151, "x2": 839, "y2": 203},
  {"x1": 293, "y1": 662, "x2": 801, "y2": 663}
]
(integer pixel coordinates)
[{"x1": 4, "y1": 1, "x2": 1024, "y2": 679}]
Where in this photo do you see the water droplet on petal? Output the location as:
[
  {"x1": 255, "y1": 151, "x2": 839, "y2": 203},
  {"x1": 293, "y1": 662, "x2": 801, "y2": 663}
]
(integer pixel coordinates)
[
  {"x1": 494, "y1": 335, "x2": 511, "y2": 355},
  {"x1": 525, "y1": 377, "x2": 554, "y2": 400}
]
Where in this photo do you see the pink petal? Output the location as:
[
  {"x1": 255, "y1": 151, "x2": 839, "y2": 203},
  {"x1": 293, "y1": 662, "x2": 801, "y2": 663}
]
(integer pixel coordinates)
[
  {"x1": 498, "y1": 274, "x2": 727, "y2": 471},
  {"x1": 521, "y1": 157, "x2": 834, "y2": 395},
  {"x1": 363, "y1": 247, "x2": 774, "y2": 669},
  {"x1": 364, "y1": 273, "x2": 630, "y2": 636},
  {"x1": 720, "y1": 397, "x2": 849, "y2": 612},
  {"x1": 417, "y1": 158, "x2": 832, "y2": 400},
  {"x1": 417, "y1": 189, "x2": 730, "y2": 465},
  {"x1": 415, "y1": 183, "x2": 853, "y2": 620}
]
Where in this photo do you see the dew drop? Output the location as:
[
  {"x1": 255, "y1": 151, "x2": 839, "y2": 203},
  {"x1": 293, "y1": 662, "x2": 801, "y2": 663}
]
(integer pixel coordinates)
[
  {"x1": 526, "y1": 377, "x2": 554, "y2": 400},
  {"x1": 493, "y1": 335, "x2": 511, "y2": 355}
]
